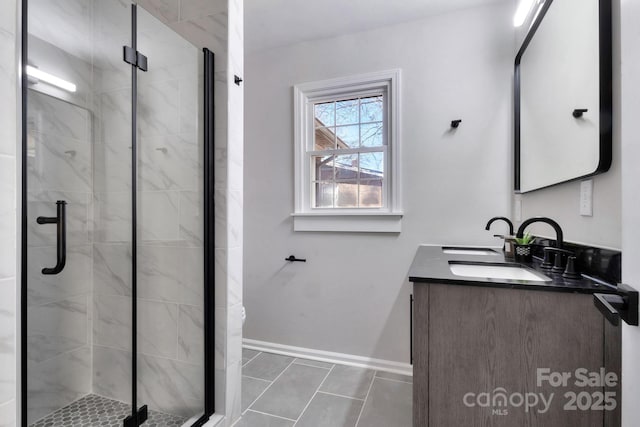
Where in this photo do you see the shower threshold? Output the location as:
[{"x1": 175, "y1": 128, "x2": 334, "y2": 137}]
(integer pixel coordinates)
[{"x1": 30, "y1": 394, "x2": 187, "y2": 427}]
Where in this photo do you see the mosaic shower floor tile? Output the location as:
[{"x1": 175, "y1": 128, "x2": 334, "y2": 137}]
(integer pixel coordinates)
[{"x1": 30, "y1": 393, "x2": 187, "y2": 427}]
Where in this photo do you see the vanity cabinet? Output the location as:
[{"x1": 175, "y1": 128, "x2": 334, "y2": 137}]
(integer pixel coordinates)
[{"x1": 412, "y1": 283, "x2": 621, "y2": 427}]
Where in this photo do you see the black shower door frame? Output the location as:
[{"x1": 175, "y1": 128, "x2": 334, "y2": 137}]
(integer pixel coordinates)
[{"x1": 20, "y1": 2, "x2": 217, "y2": 426}]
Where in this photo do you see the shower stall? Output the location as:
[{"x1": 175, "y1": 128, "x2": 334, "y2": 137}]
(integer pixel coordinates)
[{"x1": 22, "y1": 0, "x2": 215, "y2": 425}]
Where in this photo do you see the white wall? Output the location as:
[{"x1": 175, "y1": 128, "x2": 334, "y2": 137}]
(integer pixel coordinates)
[
  {"x1": 244, "y1": 3, "x2": 514, "y2": 364},
  {"x1": 0, "y1": 0, "x2": 18, "y2": 425},
  {"x1": 620, "y1": 0, "x2": 640, "y2": 425}
]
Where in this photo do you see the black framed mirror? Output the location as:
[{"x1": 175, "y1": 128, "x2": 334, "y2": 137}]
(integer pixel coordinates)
[{"x1": 514, "y1": 0, "x2": 612, "y2": 193}]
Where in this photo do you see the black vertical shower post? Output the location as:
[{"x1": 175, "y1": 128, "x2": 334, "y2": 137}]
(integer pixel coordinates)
[
  {"x1": 21, "y1": 0, "x2": 29, "y2": 424},
  {"x1": 130, "y1": 4, "x2": 139, "y2": 425},
  {"x1": 203, "y1": 48, "x2": 216, "y2": 418}
]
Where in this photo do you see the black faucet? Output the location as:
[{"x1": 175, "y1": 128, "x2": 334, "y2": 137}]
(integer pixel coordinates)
[
  {"x1": 516, "y1": 217, "x2": 564, "y2": 249},
  {"x1": 485, "y1": 217, "x2": 514, "y2": 235}
]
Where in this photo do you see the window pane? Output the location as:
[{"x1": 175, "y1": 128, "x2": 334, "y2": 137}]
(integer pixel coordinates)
[
  {"x1": 314, "y1": 102, "x2": 335, "y2": 127},
  {"x1": 336, "y1": 181, "x2": 358, "y2": 208},
  {"x1": 334, "y1": 154, "x2": 358, "y2": 180},
  {"x1": 315, "y1": 182, "x2": 334, "y2": 208},
  {"x1": 360, "y1": 96, "x2": 383, "y2": 123},
  {"x1": 361, "y1": 122, "x2": 384, "y2": 147},
  {"x1": 336, "y1": 125, "x2": 359, "y2": 149},
  {"x1": 359, "y1": 179, "x2": 383, "y2": 207},
  {"x1": 359, "y1": 152, "x2": 384, "y2": 177},
  {"x1": 313, "y1": 155, "x2": 334, "y2": 181},
  {"x1": 314, "y1": 127, "x2": 336, "y2": 150},
  {"x1": 335, "y1": 99, "x2": 359, "y2": 125}
]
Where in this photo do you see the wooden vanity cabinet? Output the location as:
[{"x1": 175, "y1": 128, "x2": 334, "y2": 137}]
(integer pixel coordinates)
[{"x1": 412, "y1": 283, "x2": 621, "y2": 427}]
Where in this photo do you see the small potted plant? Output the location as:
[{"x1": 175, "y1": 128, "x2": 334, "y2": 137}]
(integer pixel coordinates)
[{"x1": 514, "y1": 232, "x2": 535, "y2": 262}]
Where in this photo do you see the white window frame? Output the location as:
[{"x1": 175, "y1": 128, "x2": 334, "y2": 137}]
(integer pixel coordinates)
[{"x1": 292, "y1": 69, "x2": 402, "y2": 232}]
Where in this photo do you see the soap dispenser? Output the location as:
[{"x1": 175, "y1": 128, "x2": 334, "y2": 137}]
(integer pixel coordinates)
[{"x1": 503, "y1": 236, "x2": 517, "y2": 260}]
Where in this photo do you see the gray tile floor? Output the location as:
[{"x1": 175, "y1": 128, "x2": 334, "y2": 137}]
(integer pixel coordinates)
[{"x1": 236, "y1": 349, "x2": 412, "y2": 427}]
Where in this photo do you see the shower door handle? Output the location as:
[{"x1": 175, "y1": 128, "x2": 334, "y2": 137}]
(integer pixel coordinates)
[{"x1": 37, "y1": 200, "x2": 67, "y2": 275}]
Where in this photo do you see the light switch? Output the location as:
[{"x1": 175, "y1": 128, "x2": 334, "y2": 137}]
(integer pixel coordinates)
[{"x1": 580, "y1": 179, "x2": 593, "y2": 216}]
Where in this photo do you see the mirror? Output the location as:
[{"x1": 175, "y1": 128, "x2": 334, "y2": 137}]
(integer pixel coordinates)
[{"x1": 515, "y1": 0, "x2": 612, "y2": 192}]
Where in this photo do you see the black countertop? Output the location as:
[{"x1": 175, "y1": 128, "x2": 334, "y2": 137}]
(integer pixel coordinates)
[{"x1": 408, "y1": 245, "x2": 619, "y2": 294}]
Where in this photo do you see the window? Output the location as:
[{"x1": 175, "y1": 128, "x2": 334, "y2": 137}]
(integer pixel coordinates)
[{"x1": 293, "y1": 70, "x2": 402, "y2": 232}]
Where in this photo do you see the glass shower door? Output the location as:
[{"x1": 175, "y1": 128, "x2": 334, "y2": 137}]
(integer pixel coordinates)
[
  {"x1": 135, "y1": 6, "x2": 206, "y2": 424},
  {"x1": 25, "y1": 0, "x2": 133, "y2": 425},
  {"x1": 24, "y1": 1, "x2": 211, "y2": 425}
]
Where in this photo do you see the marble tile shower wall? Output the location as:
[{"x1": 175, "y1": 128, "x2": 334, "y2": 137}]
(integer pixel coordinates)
[
  {"x1": 0, "y1": 0, "x2": 241, "y2": 424},
  {"x1": 135, "y1": 0, "x2": 244, "y2": 425},
  {"x1": 225, "y1": 0, "x2": 244, "y2": 423},
  {"x1": 26, "y1": 89, "x2": 93, "y2": 424},
  {"x1": 0, "y1": 0, "x2": 18, "y2": 425},
  {"x1": 24, "y1": 0, "x2": 97, "y2": 422},
  {"x1": 90, "y1": 0, "x2": 206, "y2": 419},
  {"x1": 25, "y1": 0, "x2": 213, "y2": 420},
  {"x1": 135, "y1": 15, "x2": 206, "y2": 418},
  {"x1": 88, "y1": 0, "x2": 135, "y2": 415}
]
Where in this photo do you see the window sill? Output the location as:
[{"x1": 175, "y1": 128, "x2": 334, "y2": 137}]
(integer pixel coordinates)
[{"x1": 291, "y1": 212, "x2": 403, "y2": 233}]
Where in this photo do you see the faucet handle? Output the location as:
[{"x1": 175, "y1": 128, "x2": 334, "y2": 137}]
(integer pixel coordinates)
[
  {"x1": 552, "y1": 252, "x2": 565, "y2": 273},
  {"x1": 544, "y1": 247, "x2": 574, "y2": 273},
  {"x1": 562, "y1": 256, "x2": 582, "y2": 280},
  {"x1": 540, "y1": 249, "x2": 554, "y2": 270}
]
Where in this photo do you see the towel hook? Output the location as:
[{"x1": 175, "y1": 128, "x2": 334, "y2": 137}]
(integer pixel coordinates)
[{"x1": 573, "y1": 108, "x2": 588, "y2": 118}]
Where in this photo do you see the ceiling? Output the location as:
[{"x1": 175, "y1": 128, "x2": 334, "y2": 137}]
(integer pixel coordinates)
[{"x1": 245, "y1": 0, "x2": 510, "y2": 53}]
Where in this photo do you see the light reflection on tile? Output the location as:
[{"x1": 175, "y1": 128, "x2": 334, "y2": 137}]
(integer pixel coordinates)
[{"x1": 27, "y1": 91, "x2": 91, "y2": 141}]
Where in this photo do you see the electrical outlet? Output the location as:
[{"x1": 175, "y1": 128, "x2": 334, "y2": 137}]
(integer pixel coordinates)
[{"x1": 580, "y1": 179, "x2": 593, "y2": 216}]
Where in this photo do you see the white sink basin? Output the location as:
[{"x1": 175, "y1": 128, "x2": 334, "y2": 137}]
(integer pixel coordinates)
[
  {"x1": 449, "y1": 262, "x2": 551, "y2": 282},
  {"x1": 442, "y1": 247, "x2": 499, "y2": 256}
]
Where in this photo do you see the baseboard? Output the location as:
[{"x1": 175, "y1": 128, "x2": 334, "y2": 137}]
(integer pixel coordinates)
[{"x1": 243, "y1": 338, "x2": 413, "y2": 377}]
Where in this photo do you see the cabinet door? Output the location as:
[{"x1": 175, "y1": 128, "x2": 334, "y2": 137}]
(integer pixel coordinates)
[{"x1": 428, "y1": 284, "x2": 608, "y2": 427}]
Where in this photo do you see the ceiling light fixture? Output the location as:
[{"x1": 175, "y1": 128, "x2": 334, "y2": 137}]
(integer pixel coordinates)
[
  {"x1": 513, "y1": 0, "x2": 536, "y2": 27},
  {"x1": 26, "y1": 65, "x2": 77, "y2": 93}
]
